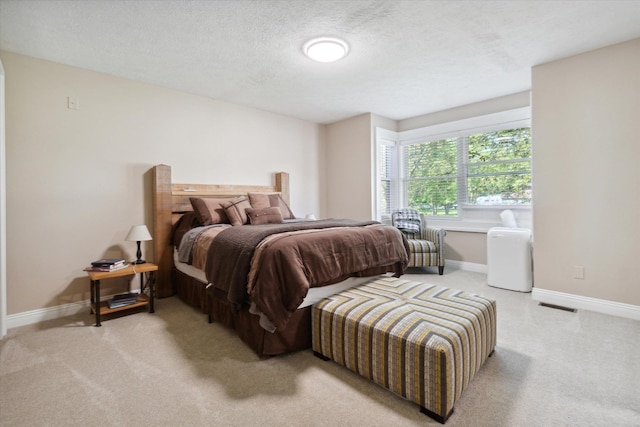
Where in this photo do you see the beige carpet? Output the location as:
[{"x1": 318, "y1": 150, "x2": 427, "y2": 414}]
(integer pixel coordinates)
[{"x1": 1, "y1": 268, "x2": 639, "y2": 426}]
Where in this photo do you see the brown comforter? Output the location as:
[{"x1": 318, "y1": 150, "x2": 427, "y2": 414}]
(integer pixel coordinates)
[{"x1": 204, "y1": 220, "x2": 409, "y2": 329}]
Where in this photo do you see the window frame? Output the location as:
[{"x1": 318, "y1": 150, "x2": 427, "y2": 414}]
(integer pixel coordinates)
[
  {"x1": 374, "y1": 107, "x2": 531, "y2": 232},
  {"x1": 376, "y1": 133, "x2": 398, "y2": 218}
]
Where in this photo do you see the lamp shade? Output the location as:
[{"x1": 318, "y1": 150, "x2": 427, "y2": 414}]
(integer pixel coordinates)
[{"x1": 125, "y1": 225, "x2": 152, "y2": 242}]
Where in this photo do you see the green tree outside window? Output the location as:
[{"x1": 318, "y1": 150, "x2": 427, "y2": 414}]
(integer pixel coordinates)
[{"x1": 403, "y1": 128, "x2": 531, "y2": 216}]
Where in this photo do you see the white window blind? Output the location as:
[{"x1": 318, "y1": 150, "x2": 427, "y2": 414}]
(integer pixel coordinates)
[
  {"x1": 376, "y1": 133, "x2": 397, "y2": 217},
  {"x1": 401, "y1": 137, "x2": 459, "y2": 217}
]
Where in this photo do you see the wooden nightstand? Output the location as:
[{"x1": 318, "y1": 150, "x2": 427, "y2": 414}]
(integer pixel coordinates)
[{"x1": 86, "y1": 262, "x2": 157, "y2": 326}]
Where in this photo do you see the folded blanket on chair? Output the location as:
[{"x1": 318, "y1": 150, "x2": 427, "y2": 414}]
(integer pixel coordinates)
[{"x1": 392, "y1": 209, "x2": 421, "y2": 234}]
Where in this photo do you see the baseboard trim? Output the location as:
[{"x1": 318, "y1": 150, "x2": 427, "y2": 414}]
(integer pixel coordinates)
[
  {"x1": 446, "y1": 259, "x2": 488, "y2": 274},
  {"x1": 7, "y1": 288, "x2": 143, "y2": 330},
  {"x1": 7, "y1": 299, "x2": 91, "y2": 330},
  {"x1": 532, "y1": 288, "x2": 640, "y2": 321}
]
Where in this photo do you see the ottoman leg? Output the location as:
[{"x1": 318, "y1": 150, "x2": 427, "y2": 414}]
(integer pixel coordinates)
[
  {"x1": 421, "y1": 406, "x2": 453, "y2": 424},
  {"x1": 313, "y1": 351, "x2": 330, "y2": 361}
]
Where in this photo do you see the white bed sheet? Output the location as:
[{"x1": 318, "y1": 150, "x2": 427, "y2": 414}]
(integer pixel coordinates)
[{"x1": 174, "y1": 249, "x2": 208, "y2": 284}]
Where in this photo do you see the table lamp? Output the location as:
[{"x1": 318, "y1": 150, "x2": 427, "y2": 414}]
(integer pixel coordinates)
[{"x1": 125, "y1": 225, "x2": 152, "y2": 264}]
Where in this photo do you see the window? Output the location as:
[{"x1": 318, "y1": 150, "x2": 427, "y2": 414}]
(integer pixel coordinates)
[
  {"x1": 377, "y1": 132, "x2": 397, "y2": 217},
  {"x1": 403, "y1": 137, "x2": 459, "y2": 216},
  {"x1": 466, "y1": 128, "x2": 532, "y2": 206},
  {"x1": 375, "y1": 108, "x2": 531, "y2": 229}
]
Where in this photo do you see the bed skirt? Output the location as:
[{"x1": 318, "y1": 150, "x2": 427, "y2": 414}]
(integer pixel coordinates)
[
  {"x1": 174, "y1": 268, "x2": 312, "y2": 357},
  {"x1": 175, "y1": 267, "x2": 208, "y2": 312}
]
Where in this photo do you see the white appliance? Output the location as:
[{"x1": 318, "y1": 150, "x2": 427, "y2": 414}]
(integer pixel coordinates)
[{"x1": 487, "y1": 227, "x2": 532, "y2": 292}]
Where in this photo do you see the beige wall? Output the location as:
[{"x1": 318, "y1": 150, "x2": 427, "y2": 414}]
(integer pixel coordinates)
[
  {"x1": 398, "y1": 91, "x2": 531, "y2": 131},
  {"x1": 532, "y1": 38, "x2": 640, "y2": 305},
  {"x1": 444, "y1": 231, "x2": 487, "y2": 265},
  {"x1": 2, "y1": 51, "x2": 324, "y2": 314},
  {"x1": 324, "y1": 113, "x2": 373, "y2": 220},
  {"x1": 323, "y1": 113, "x2": 397, "y2": 221}
]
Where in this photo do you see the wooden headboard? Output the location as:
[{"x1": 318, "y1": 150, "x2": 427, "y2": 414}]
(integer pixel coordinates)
[{"x1": 151, "y1": 164, "x2": 290, "y2": 298}]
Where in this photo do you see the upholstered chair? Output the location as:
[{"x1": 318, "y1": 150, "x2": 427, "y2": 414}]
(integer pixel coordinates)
[{"x1": 391, "y1": 210, "x2": 446, "y2": 274}]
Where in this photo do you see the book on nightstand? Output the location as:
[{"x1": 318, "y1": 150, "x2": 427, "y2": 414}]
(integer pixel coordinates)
[
  {"x1": 91, "y1": 258, "x2": 126, "y2": 268},
  {"x1": 107, "y1": 292, "x2": 139, "y2": 309},
  {"x1": 85, "y1": 259, "x2": 128, "y2": 272},
  {"x1": 84, "y1": 263, "x2": 128, "y2": 272}
]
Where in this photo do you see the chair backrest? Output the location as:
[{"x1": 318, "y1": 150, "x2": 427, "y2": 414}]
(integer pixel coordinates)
[{"x1": 391, "y1": 209, "x2": 421, "y2": 237}]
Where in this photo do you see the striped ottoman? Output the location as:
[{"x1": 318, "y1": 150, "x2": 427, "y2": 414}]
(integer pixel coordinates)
[{"x1": 312, "y1": 277, "x2": 496, "y2": 424}]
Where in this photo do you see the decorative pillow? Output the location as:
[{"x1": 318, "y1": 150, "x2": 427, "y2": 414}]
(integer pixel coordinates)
[
  {"x1": 246, "y1": 207, "x2": 284, "y2": 225},
  {"x1": 247, "y1": 192, "x2": 295, "y2": 219},
  {"x1": 221, "y1": 196, "x2": 252, "y2": 226},
  {"x1": 189, "y1": 197, "x2": 230, "y2": 225},
  {"x1": 170, "y1": 211, "x2": 201, "y2": 248}
]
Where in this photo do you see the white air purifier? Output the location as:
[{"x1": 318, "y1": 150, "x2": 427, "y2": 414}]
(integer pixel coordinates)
[{"x1": 487, "y1": 227, "x2": 532, "y2": 292}]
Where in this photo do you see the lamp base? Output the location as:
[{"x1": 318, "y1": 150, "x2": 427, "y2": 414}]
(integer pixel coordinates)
[{"x1": 133, "y1": 241, "x2": 146, "y2": 265}]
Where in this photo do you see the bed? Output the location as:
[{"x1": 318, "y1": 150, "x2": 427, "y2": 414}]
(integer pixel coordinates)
[{"x1": 151, "y1": 164, "x2": 410, "y2": 356}]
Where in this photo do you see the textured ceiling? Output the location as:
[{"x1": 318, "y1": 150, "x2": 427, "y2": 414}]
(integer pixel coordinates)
[{"x1": 1, "y1": 0, "x2": 639, "y2": 124}]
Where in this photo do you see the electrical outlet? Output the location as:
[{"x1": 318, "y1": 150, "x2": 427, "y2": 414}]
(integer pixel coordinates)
[
  {"x1": 573, "y1": 266, "x2": 585, "y2": 279},
  {"x1": 67, "y1": 96, "x2": 79, "y2": 110}
]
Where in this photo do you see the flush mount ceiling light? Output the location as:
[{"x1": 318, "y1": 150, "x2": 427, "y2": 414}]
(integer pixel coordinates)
[{"x1": 303, "y1": 37, "x2": 349, "y2": 63}]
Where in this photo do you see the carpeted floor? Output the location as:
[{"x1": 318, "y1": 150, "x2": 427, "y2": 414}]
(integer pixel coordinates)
[{"x1": 1, "y1": 268, "x2": 639, "y2": 426}]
